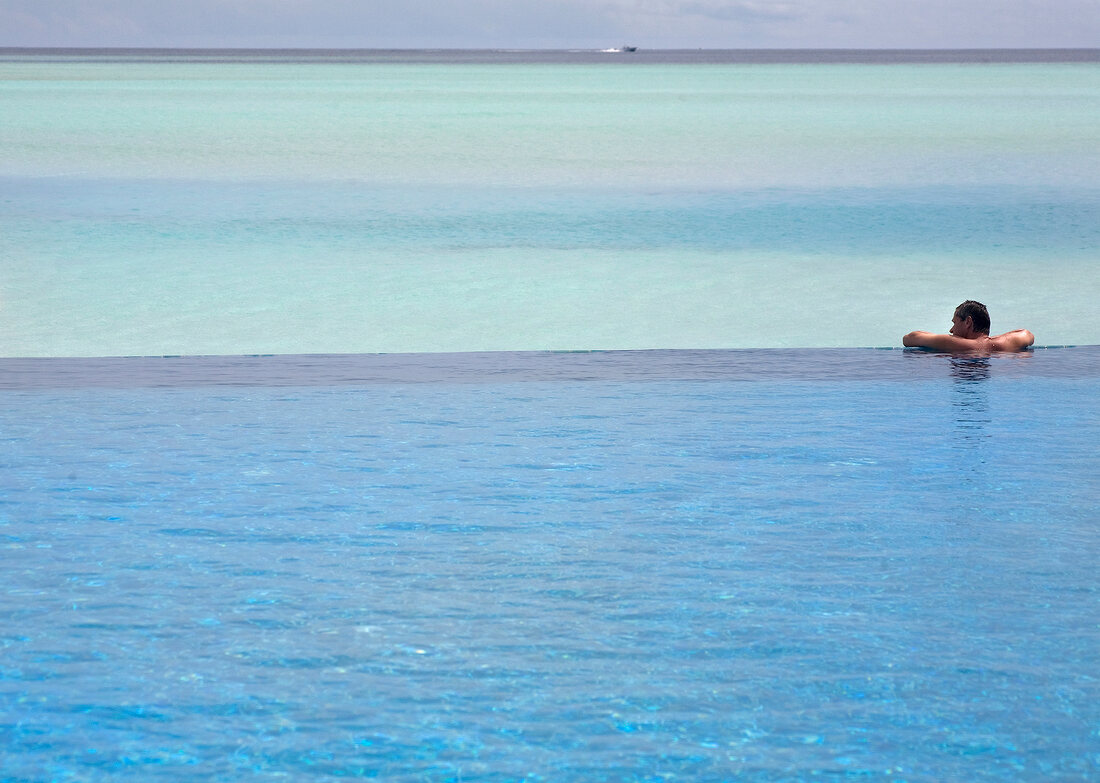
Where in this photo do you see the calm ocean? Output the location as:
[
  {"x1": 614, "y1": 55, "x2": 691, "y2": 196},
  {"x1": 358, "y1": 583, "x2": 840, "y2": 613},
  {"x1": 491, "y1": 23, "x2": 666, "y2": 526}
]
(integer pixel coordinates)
[{"x1": 1, "y1": 49, "x2": 1098, "y2": 356}]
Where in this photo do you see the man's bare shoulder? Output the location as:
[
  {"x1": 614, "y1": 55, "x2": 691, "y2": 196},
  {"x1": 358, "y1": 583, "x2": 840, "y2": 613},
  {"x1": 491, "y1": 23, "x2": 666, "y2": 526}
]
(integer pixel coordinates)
[
  {"x1": 903, "y1": 329, "x2": 1034, "y2": 353},
  {"x1": 989, "y1": 329, "x2": 1035, "y2": 352}
]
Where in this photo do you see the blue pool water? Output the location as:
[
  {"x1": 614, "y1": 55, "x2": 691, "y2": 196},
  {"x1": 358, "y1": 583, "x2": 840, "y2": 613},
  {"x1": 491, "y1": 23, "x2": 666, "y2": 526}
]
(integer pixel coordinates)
[{"x1": 2, "y1": 347, "x2": 1098, "y2": 780}]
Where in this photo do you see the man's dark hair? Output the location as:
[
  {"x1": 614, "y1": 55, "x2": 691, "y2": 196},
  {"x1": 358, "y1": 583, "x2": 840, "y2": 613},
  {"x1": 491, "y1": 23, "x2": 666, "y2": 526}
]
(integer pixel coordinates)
[{"x1": 955, "y1": 300, "x2": 990, "y2": 334}]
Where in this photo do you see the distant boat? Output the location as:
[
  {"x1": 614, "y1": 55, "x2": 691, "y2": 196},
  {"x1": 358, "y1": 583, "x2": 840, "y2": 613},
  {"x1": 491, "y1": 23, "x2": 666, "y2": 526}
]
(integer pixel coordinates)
[{"x1": 601, "y1": 46, "x2": 638, "y2": 53}]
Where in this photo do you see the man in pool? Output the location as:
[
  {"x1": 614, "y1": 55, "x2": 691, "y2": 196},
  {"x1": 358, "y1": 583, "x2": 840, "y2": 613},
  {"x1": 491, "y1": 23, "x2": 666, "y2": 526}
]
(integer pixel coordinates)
[{"x1": 903, "y1": 300, "x2": 1034, "y2": 353}]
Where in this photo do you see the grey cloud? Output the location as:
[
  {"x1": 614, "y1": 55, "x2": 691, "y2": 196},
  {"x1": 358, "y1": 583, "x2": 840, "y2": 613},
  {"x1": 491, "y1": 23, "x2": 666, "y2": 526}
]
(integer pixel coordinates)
[
  {"x1": 0, "y1": 0, "x2": 622, "y2": 47},
  {"x1": 669, "y1": 1, "x2": 802, "y2": 23},
  {"x1": 1, "y1": 0, "x2": 1098, "y2": 48}
]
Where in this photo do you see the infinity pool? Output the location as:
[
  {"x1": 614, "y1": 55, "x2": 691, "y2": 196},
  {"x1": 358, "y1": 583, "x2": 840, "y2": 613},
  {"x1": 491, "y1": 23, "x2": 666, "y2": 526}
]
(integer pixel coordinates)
[{"x1": 2, "y1": 348, "x2": 1098, "y2": 781}]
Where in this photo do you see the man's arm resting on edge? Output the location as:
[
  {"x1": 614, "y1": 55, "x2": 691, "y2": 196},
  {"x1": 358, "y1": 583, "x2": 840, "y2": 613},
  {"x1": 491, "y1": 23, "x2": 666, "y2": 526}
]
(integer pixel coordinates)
[
  {"x1": 903, "y1": 329, "x2": 1035, "y2": 352},
  {"x1": 902, "y1": 331, "x2": 977, "y2": 351},
  {"x1": 995, "y1": 329, "x2": 1035, "y2": 351}
]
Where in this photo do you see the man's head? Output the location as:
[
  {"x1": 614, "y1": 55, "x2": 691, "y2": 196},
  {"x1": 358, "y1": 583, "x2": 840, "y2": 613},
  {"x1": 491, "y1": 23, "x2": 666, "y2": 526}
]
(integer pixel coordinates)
[{"x1": 950, "y1": 300, "x2": 990, "y2": 338}]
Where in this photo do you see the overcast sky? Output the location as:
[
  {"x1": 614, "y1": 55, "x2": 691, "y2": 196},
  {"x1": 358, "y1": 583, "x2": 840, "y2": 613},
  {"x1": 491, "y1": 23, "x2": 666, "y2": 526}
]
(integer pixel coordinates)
[{"x1": 2, "y1": 0, "x2": 1098, "y2": 49}]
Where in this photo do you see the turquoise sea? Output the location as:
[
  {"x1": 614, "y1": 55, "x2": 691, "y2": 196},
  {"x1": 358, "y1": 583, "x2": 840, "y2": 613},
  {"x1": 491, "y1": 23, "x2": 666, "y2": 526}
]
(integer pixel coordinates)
[{"x1": 2, "y1": 49, "x2": 1098, "y2": 355}]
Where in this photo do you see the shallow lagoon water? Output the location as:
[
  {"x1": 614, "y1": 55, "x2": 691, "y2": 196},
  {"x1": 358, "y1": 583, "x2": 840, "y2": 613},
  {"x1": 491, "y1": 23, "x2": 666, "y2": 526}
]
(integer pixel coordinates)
[
  {"x1": 2, "y1": 347, "x2": 1098, "y2": 780},
  {"x1": 2, "y1": 52, "x2": 1099, "y2": 355}
]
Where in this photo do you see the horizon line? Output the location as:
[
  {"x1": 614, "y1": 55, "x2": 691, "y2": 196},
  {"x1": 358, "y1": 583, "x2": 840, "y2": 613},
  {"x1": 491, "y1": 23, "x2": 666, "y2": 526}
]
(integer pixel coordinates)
[{"x1": 3, "y1": 45, "x2": 1099, "y2": 52}]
